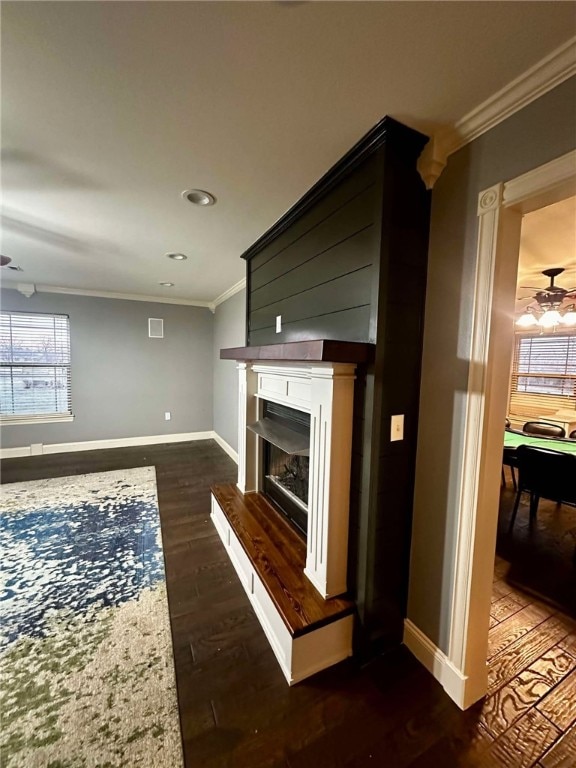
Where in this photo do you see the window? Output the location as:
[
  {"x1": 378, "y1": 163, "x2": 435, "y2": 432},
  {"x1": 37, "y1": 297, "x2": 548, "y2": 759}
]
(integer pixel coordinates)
[
  {"x1": 0, "y1": 311, "x2": 73, "y2": 424},
  {"x1": 510, "y1": 333, "x2": 576, "y2": 410}
]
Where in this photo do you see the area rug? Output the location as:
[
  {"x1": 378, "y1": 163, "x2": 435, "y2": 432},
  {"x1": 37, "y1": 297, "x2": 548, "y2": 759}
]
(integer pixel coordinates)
[{"x1": 0, "y1": 467, "x2": 184, "y2": 767}]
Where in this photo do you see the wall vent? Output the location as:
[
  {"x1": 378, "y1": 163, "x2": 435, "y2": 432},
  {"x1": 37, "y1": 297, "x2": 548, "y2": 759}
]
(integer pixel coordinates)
[{"x1": 148, "y1": 318, "x2": 164, "y2": 338}]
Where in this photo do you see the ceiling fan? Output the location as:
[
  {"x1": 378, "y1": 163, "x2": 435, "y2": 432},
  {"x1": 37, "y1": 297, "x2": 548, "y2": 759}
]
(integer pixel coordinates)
[
  {"x1": 517, "y1": 267, "x2": 576, "y2": 329},
  {"x1": 519, "y1": 267, "x2": 576, "y2": 309}
]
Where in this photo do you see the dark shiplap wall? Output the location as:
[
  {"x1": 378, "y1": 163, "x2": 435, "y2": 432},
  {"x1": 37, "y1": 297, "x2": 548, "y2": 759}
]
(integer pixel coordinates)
[
  {"x1": 243, "y1": 118, "x2": 430, "y2": 652},
  {"x1": 247, "y1": 157, "x2": 381, "y2": 346}
]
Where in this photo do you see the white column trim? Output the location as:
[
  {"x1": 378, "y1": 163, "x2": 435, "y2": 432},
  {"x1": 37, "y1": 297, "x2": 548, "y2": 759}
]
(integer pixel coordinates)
[
  {"x1": 237, "y1": 363, "x2": 259, "y2": 493},
  {"x1": 304, "y1": 364, "x2": 356, "y2": 598}
]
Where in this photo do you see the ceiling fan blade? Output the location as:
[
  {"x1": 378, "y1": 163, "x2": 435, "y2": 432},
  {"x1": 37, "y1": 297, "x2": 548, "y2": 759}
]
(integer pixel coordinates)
[{"x1": 520, "y1": 286, "x2": 547, "y2": 290}]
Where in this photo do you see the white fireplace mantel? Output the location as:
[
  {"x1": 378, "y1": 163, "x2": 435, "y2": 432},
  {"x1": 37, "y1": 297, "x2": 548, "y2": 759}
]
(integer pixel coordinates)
[{"x1": 237, "y1": 359, "x2": 356, "y2": 599}]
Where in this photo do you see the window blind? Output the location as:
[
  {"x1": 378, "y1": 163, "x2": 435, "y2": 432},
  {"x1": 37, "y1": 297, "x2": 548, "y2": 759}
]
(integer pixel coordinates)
[
  {"x1": 0, "y1": 311, "x2": 72, "y2": 419},
  {"x1": 509, "y1": 332, "x2": 576, "y2": 416}
]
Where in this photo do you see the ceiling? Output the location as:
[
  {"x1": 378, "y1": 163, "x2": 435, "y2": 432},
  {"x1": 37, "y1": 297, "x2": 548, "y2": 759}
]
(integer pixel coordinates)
[
  {"x1": 1, "y1": 2, "x2": 575, "y2": 304},
  {"x1": 517, "y1": 196, "x2": 576, "y2": 312}
]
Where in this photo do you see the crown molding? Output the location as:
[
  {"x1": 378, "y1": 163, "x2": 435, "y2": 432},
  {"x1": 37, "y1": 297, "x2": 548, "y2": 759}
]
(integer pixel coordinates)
[
  {"x1": 1, "y1": 278, "x2": 249, "y2": 311},
  {"x1": 211, "y1": 278, "x2": 247, "y2": 312},
  {"x1": 418, "y1": 36, "x2": 576, "y2": 189},
  {"x1": 1, "y1": 281, "x2": 213, "y2": 308},
  {"x1": 241, "y1": 116, "x2": 428, "y2": 261}
]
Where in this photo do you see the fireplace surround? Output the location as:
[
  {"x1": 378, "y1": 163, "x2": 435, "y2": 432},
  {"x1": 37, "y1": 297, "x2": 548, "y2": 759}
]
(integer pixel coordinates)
[
  {"x1": 211, "y1": 340, "x2": 372, "y2": 683},
  {"x1": 239, "y1": 356, "x2": 356, "y2": 598}
]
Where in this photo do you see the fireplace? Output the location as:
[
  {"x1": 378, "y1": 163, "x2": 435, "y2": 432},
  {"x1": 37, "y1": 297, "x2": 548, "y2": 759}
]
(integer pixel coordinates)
[
  {"x1": 249, "y1": 400, "x2": 310, "y2": 537},
  {"x1": 236, "y1": 356, "x2": 360, "y2": 599},
  {"x1": 211, "y1": 340, "x2": 373, "y2": 685}
]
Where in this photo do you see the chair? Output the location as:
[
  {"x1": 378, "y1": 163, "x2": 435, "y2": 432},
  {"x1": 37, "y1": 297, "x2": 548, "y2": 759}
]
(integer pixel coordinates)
[
  {"x1": 508, "y1": 445, "x2": 576, "y2": 533},
  {"x1": 523, "y1": 421, "x2": 566, "y2": 438},
  {"x1": 502, "y1": 447, "x2": 518, "y2": 490},
  {"x1": 502, "y1": 418, "x2": 518, "y2": 489}
]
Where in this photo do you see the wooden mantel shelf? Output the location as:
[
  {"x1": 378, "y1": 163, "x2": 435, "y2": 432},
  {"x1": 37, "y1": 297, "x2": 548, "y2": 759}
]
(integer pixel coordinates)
[{"x1": 220, "y1": 339, "x2": 374, "y2": 364}]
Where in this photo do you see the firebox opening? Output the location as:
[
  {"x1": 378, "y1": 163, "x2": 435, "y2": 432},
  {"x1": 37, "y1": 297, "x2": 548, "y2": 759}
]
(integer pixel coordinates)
[{"x1": 258, "y1": 401, "x2": 310, "y2": 537}]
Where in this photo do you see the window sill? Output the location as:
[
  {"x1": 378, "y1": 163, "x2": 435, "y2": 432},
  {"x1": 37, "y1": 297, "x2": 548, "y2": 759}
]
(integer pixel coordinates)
[{"x1": 0, "y1": 414, "x2": 75, "y2": 427}]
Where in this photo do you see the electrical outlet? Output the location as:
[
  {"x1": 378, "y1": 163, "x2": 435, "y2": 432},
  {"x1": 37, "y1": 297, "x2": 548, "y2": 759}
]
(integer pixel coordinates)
[
  {"x1": 276, "y1": 315, "x2": 282, "y2": 333},
  {"x1": 391, "y1": 414, "x2": 404, "y2": 441},
  {"x1": 164, "y1": 412, "x2": 171, "y2": 421}
]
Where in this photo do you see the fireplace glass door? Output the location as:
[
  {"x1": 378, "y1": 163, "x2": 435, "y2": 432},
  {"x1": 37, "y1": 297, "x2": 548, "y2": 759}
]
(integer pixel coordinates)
[
  {"x1": 259, "y1": 401, "x2": 310, "y2": 537},
  {"x1": 265, "y1": 443, "x2": 309, "y2": 535}
]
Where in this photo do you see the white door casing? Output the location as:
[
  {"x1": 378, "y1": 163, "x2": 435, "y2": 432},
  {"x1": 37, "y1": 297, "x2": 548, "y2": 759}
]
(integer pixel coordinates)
[{"x1": 445, "y1": 150, "x2": 576, "y2": 708}]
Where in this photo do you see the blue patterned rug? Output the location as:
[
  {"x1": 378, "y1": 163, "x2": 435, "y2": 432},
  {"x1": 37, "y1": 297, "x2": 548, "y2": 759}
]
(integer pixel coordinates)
[{"x1": 0, "y1": 467, "x2": 183, "y2": 767}]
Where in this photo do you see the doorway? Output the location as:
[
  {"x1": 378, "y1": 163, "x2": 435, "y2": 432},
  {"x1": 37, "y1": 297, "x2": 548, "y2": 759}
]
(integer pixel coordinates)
[
  {"x1": 499, "y1": 198, "x2": 576, "y2": 612},
  {"x1": 448, "y1": 150, "x2": 576, "y2": 709}
]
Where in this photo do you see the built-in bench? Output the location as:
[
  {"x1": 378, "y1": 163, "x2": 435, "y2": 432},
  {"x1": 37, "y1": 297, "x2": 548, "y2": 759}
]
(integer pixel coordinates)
[{"x1": 210, "y1": 483, "x2": 354, "y2": 683}]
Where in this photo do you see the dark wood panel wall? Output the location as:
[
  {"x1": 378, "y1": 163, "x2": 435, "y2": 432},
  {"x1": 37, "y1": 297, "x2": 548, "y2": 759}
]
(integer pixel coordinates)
[
  {"x1": 242, "y1": 116, "x2": 431, "y2": 653},
  {"x1": 247, "y1": 158, "x2": 380, "y2": 346}
]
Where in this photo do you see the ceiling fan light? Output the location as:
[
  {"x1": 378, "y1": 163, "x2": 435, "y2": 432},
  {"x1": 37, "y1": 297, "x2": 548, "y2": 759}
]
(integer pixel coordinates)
[
  {"x1": 560, "y1": 307, "x2": 576, "y2": 326},
  {"x1": 516, "y1": 312, "x2": 539, "y2": 328},
  {"x1": 538, "y1": 309, "x2": 562, "y2": 328}
]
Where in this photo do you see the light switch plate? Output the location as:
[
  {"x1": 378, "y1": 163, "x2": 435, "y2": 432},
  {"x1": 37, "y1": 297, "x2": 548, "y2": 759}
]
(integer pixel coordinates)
[
  {"x1": 276, "y1": 315, "x2": 282, "y2": 333},
  {"x1": 165, "y1": 412, "x2": 171, "y2": 421},
  {"x1": 391, "y1": 414, "x2": 404, "y2": 441}
]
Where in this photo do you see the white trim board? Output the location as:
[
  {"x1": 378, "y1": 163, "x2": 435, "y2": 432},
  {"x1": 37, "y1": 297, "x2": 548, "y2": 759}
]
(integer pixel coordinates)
[
  {"x1": 1, "y1": 282, "x2": 214, "y2": 308},
  {"x1": 403, "y1": 621, "x2": 487, "y2": 711},
  {"x1": 452, "y1": 37, "x2": 576, "y2": 153},
  {"x1": 0, "y1": 430, "x2": 240, "y2": 460},
  {"x1": 1, "y1": 278, "x2": 247, "y2": 312},
  {"x1": 212, "y1": 278, "x2": 246, "y2": 311},
  {"x1": 212, "y1": 432, "x2": 239, "y2": 464},
  {"x1": 418, "y1": 36, "x2": 576, "y2": 188}
]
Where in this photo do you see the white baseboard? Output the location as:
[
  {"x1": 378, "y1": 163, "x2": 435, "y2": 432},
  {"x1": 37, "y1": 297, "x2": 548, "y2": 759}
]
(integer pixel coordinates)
[
  {"x1": 403, "y1": 619, "x2": 487, "y2": 710},
  {"x1": 212, "y1": 432, "x2": 239, "y2": 464},
  {"x1": 0, "y1": 446, "x2": 32, "y2": 459},
  {"x1": 0, "y1": 431, "x2": 215, "y2": 459}
]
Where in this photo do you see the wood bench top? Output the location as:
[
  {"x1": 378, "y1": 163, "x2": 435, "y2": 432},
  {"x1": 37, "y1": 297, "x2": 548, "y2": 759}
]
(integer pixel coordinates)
[{"x1": 211, "y1": 483, "x2": 354, "y2": 637}]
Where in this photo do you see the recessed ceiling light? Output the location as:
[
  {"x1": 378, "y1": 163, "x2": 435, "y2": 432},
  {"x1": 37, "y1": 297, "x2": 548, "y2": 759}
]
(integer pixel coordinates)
[
  {"x1": 159, "y1": 282, "x2": 174, "y2": 287},
  {"x1": 166, "y1": 253, "x2": 188, "y2": 261},
  {"x1": 1, "y1": 255, "x2": 23, "y2": 271},
  {"x1": 181, "y1": 189, "x2": 216, "y2": 206}
]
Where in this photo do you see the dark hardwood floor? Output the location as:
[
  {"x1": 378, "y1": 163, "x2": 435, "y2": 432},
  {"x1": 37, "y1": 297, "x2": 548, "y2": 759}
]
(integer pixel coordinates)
[{"x1": 2, "y1": 442, "x2": 575, "y2": 768}]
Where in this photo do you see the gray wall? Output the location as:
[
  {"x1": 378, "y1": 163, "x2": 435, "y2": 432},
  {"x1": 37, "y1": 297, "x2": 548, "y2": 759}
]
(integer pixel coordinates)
[
  {"x1": 408, "y1": 76, "x2": 576, "y2": 653},
  {"x1": 212, "y1": 289, "x2": 246, "y2": 452},
  {"x1": 0, "y1": 289, "x2": 214, "y2": 448}
]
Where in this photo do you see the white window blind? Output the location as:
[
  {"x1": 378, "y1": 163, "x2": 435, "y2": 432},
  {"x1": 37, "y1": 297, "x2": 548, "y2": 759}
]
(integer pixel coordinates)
[
  {"x1": 509, "y1": 333, "x2": 576, "y2": 415},
  {"x1": 0, "y1": 311, "x2": 72, "y2": 420}
]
